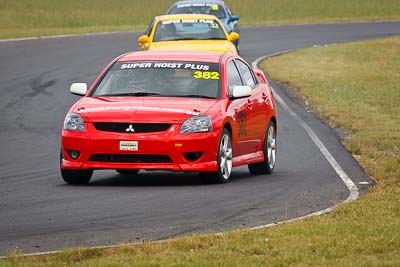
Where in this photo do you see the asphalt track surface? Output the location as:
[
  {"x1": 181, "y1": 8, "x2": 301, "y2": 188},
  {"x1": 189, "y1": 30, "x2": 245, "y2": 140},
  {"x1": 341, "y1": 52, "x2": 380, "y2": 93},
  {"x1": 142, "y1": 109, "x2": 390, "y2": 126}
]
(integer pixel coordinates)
[{"x1": 0, "y1": 21, "x2": 399, "y2": 255}]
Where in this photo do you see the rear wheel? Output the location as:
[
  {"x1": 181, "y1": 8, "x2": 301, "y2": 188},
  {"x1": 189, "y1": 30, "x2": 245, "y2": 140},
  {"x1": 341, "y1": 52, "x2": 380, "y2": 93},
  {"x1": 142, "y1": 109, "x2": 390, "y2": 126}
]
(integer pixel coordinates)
[
  {"x1": 200, "y1": 128, "x2": 233, "y2": 184},
  {"x1": 248, "y1": 120, "x2": 276, "y2": 175},
  {"x1": 116, "y1": 169, "x2": 140, "y2": 175},
  {"x1": 60, "y1": 150, "x2": 92, "y2": 184}
]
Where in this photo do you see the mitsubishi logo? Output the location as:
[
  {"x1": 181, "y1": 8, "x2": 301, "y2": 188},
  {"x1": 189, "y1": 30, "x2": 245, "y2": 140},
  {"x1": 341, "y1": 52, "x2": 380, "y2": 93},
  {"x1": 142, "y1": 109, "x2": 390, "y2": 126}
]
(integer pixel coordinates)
[{"x1": 125, "y1": 124, "x2": 135, "y2": 132}]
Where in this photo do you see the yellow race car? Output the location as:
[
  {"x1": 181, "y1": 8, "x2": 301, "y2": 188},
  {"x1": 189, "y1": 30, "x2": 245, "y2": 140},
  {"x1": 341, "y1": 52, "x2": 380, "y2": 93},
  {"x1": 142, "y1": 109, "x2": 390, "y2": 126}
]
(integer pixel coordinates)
[{"x1": 138, "y1": 14, "x2": 239, "y2": 54}]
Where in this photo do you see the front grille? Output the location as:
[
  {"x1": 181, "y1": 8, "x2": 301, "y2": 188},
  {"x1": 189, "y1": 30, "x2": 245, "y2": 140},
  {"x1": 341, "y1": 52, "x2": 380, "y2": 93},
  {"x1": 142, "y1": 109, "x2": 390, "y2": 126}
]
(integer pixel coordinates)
[
  {"x1": 94, "y1": 123, "x2": 171, "y2": 133},
  {"x1": 89, "y1": 154, "x2": 173, "y2": 163}
]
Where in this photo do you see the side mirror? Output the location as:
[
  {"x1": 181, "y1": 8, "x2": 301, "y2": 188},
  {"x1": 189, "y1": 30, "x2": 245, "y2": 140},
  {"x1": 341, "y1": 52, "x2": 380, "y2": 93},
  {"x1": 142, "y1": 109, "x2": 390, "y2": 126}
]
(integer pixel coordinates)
[
  {"x1": 254, "y1": 69, "x2": 267, "y2": 84},
  {"x1": 228, "y1": 32, "x2": 239, "y2": 42},
  {"x1": 231, "y1": 85, "x2": 252, "y2": 99},
  {"x1": 138, "y1": 35, "x2": 150, "y2": 50},
  {"x1": 70, "y1": 83, "x2": 87, "y2": 96},
  {"x1": 229, "y1": 15, "x2": 239, "y2": 22}
]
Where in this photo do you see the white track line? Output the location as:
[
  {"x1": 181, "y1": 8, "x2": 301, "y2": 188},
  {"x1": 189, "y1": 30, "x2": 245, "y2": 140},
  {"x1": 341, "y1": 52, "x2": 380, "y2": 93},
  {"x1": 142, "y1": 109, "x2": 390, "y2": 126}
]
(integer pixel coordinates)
[{"x1": 0, "y1": 50, "x2": 360, "y2": 260}]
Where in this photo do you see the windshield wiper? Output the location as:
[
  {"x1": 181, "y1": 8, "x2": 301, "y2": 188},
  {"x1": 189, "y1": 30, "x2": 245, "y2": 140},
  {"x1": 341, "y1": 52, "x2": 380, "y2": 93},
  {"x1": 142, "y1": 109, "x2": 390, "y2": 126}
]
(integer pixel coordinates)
[
  {"x1": 170, "y1": 94, "x2": 216, "y2": 99},
  {"x1": 100, "y1": 92, "x2": 165, "y2": 97},
  {"x1": 172, "y1": 37, "x2": 226, "y2": 41},
  {"x1": 207, "y1": 37, "x2": 226, "y2": 40},
  {"x1": 175, "y1": 38, "x2": 200, "y2": 41}
]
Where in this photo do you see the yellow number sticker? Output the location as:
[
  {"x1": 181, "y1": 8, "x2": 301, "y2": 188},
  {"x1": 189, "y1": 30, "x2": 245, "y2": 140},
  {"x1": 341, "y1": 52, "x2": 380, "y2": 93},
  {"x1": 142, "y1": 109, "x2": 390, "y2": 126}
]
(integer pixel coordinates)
[
  {"x1": 193, "y1": 71, "x2": 219, "y2": 80},
  {"x1": 194, "y1": 71, "x2": 203, "y2": 79},
  {"x1": 211, "y1": 72, "x2": 219, "y2": 80}
]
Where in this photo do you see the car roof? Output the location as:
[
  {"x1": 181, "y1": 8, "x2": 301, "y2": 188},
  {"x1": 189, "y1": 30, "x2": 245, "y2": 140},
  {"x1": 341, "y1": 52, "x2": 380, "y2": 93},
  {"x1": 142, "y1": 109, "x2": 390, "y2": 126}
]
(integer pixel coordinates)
[
  {"x1": 118, "y1": 51, "x2": 233, "y2": 64},
  {"x1": 155, "y1": 13, "x2": 220, "y2": 21}
]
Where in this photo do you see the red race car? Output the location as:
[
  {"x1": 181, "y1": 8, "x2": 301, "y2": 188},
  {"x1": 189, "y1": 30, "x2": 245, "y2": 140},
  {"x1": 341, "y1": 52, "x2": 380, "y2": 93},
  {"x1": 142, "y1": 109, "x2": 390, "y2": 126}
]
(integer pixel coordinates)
[{"x1": 61, "y1": 51, "x2": 277, "y2": 184}]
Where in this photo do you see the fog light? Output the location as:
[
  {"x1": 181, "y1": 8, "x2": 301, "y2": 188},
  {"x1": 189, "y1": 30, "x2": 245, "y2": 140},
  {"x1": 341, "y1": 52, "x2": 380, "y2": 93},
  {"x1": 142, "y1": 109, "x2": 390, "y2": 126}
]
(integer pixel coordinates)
[
  {"x1": 183, "y1": 152, "x2": 204, "y2": 162},
  {"x1": 67, "y1": 150, "x2": 80, "y2": 159}
]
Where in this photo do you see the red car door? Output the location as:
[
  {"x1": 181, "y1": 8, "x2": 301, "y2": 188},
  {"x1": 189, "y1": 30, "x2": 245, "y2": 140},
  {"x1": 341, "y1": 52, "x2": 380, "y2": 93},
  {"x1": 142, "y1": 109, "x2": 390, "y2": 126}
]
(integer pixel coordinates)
[
  {"x1": 226, "y1": 60, "x2": 257, "y2": 157},
  {"x1": 234, "y1": 59, "x2": 266, "y2": 152}
]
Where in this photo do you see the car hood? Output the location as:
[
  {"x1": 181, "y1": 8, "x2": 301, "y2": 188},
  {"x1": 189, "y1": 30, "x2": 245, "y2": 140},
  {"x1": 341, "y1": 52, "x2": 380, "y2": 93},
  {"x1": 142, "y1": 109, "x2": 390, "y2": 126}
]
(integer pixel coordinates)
[
  {"x1": 71, "y1": 96, "x2": 218, "y2": 123},
  {"x1": 150, "y1": 40, "x2": 237, "y2": 53}
]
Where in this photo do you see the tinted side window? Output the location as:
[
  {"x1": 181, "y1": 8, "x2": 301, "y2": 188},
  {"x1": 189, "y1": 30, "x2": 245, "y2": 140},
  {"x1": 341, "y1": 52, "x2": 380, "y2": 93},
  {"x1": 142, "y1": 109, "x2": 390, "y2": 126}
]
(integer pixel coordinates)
[
  {"x1": 227, "y1": 60, "x2": 243, "y2": 93},
  {"x1": 225, "y1": 5, "x2": 233, "y2": 17},
  {"x1": 235, "y1": 60, "x2": 257, "y2": 88},
  {"x1": 145, "y1": 19, "x2": 155, "y2": 36}
]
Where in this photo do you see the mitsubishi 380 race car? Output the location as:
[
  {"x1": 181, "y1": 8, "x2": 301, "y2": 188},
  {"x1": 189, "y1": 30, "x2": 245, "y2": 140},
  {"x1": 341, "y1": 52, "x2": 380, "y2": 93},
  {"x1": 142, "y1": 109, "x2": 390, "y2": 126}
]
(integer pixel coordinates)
[{"x1": 61, "y1": 51, "x2": 277, "y2": 184}]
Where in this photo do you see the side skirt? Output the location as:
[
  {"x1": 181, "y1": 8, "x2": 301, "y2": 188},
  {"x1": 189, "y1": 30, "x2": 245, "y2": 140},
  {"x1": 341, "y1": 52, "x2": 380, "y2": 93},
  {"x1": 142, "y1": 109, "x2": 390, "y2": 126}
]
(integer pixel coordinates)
[{"x1": 233, "y1": 151, "x2": 264, "y2": 167}]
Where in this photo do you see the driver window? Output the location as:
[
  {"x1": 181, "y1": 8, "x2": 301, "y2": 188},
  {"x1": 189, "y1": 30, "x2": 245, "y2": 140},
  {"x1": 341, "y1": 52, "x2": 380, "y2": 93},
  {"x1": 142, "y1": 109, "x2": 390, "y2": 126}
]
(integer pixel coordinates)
[
  {"x1": 145, "y1": 18, "x2": 155, "y2": 36},
  {"x1": 225, "y1": 5, "x2": 233, "y2": 17},
  {"x1": 234, "y1": 60, "x2": 257, "y2": 88},
  {"x1": 227, "y1": 60, "x2": 243, "y2": 94}
]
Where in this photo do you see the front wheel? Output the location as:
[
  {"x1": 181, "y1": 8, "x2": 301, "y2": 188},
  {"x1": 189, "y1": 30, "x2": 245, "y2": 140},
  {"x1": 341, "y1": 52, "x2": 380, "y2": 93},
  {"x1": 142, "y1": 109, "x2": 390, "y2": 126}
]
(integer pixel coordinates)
[
  {"x1": 61, "y1": 169, "x2": 93, "y2": 184},
  {"x1": 60, "y1": 150, "x2": 92, "y2": 184},
  {"x1": 248, "y1": 120, "x2": 276, "y2": 175},
  {"x1": 200, "y1": 128, "x2": 233, "y2": 184}
]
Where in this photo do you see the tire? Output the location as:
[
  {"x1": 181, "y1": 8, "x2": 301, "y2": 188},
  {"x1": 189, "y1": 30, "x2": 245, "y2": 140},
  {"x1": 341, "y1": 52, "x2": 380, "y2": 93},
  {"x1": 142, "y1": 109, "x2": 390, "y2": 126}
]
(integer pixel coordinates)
[
  {"x1": 60, "y1": 150, "x2": 92, "y2": 184},
  {"x1": 116, "y1": 169, "x2": 140, "y2": 175},
  {"x1": 200, "y1": 128, "x2": 233, "y2": 184},
  {"x1": 248, "y1": 120, "x2": 276, "y2": 175},
  {"x1": 61, "y1": 169, "x2": 93, "y2": 184}
]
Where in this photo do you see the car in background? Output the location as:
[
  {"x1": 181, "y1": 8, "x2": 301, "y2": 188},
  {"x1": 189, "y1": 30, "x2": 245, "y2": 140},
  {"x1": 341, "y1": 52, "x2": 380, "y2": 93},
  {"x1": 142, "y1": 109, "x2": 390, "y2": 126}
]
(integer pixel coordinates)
[
  {"x1": 166, "y1": 0, "x2": 240, "y2": 50},
  {"x1": 138, "y1": 14, "x2": 239, "y2": 54},
  {"x1": 61, "y1": 51, "x2": 277, "y2": 184}
]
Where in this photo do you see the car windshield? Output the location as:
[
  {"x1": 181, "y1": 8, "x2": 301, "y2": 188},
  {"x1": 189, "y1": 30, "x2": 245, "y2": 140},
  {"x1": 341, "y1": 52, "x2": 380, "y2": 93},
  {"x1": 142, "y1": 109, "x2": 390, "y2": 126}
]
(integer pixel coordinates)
[
  {"x1": 153, "y1": 19, "x2": 226, "y2": 42},
  {"x1": 91, "y1": 61, "x2": 221, "y2": 99},
  {"x1": 168, "y1": 4, "x2": 226, "y2": 19}
]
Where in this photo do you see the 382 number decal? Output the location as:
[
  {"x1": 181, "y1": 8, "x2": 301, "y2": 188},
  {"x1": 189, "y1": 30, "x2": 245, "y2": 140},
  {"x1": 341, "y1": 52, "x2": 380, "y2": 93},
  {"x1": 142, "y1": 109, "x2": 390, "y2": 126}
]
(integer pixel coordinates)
[{"x1": 193, "y1": 71, "x2": 219, "y2": 80}]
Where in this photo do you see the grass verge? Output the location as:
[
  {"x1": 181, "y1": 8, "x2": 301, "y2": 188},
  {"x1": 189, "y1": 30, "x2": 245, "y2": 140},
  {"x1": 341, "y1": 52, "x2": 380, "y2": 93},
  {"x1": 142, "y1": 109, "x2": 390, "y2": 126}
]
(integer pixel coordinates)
[
  {"x1": 1, "y1": 36, "x2": 399, "y2": 267},
  {"x1": 1, "y1": 0, "x2": 400, "y2": 39}
]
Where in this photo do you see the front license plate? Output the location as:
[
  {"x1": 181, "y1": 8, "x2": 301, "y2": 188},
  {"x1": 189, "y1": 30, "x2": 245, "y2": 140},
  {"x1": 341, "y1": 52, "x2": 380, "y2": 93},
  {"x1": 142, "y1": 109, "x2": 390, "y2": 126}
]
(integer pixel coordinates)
[{"x1": 119, "y1": 141, "x2": 138, "y2": 151}]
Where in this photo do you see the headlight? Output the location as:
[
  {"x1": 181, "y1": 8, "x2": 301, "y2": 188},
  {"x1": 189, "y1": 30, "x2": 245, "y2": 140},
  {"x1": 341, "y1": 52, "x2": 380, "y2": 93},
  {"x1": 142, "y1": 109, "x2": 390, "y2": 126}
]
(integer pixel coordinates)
[
  {"x1": 63, "y1": 112, "x2": 85, "y2": 132},
  {"x1": 180, "y1": 115, "x2": 212, "y2": 134}
]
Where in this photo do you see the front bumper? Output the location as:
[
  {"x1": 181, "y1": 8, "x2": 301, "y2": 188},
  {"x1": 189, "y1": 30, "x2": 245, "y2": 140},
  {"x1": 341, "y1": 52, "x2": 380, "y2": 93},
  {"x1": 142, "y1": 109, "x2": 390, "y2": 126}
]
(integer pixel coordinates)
[{"x1": 61, "y1": 123, "x2": 219, "y2": 172}]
